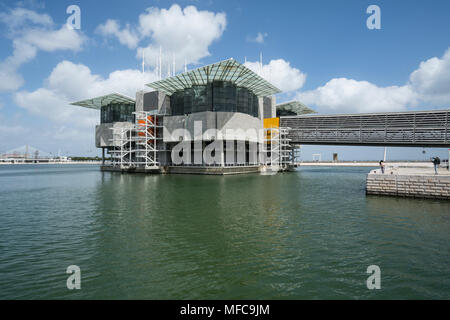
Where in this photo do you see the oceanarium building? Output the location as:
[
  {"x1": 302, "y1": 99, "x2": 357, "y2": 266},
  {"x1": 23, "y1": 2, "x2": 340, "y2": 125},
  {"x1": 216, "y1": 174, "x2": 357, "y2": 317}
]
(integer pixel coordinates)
[{"x1": 72, "y1": 59, "x2": 314, "y2": 174}]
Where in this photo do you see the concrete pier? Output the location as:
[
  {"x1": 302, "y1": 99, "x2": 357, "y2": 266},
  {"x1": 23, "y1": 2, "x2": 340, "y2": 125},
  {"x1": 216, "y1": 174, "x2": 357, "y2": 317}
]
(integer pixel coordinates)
[
  {"x1": 100, "y1": 165, "x2": 161, "y2": 174},
  {"x1": 100, "y1": 165, "x2": 261, "y2": 175},
  {"x1": 168, "y1": 165, "x2": 260, "y2": 175},
  {"x1": 366, "y1": 167, "x2": 450, "y2": 200}
]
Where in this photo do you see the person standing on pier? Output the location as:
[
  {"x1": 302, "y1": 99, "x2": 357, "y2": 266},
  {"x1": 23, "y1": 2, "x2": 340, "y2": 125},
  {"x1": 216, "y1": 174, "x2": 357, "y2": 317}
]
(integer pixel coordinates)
[
  {"x1": 431, "y1": 157, "x2": 440, "y2": 175},
  {"x1": 379, "y1": 160, "x2": 385, "y2": 174}
]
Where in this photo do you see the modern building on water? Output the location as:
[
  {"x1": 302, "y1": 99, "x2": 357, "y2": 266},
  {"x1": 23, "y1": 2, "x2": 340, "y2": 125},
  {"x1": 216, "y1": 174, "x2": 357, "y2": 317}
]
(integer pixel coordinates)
[
  {"x1": 71, "y1": 57, "x2": 450, "y2": 178},
  {"x1": 71, "y1": 59, "x2": 314, "y2": 175}
]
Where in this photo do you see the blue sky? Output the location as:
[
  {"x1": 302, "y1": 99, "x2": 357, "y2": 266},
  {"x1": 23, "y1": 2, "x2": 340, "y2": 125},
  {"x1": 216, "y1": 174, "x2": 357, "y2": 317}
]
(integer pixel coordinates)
[{"x1": 0, "y1": 0, "x2": 449, "y2": 159}]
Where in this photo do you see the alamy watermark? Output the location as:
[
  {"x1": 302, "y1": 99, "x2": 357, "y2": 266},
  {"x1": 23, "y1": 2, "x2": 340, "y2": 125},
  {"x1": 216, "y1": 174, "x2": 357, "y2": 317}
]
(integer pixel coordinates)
[
  {"x1": 366, "y1": 265, "x2": 381, "y2": 289},
  {"x1": 366, "y1": 5, "x2": 381, "y2": 30},
  {"x1": 66, "y1": 265, "x2": 81, "y2": 290},
  {"x1": 164, "y1": 123, "x2": 277, "y2": 166},
  {"x1": 66, "y1": 5, "x2": 81, "y2": 30}
]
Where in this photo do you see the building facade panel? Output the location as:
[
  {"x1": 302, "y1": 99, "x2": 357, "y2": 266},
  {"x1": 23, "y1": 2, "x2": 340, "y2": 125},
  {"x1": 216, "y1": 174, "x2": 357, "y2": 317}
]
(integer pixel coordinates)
[{"x1": 95, "y1": 122, "x2": 134, "y2": 147}]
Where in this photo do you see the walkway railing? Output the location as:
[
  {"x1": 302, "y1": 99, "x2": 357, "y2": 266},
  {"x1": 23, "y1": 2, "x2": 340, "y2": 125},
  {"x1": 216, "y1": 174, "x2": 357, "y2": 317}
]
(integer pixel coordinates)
[{"x1": 281, "y1": 109, "x2": 450, "y2": 147}]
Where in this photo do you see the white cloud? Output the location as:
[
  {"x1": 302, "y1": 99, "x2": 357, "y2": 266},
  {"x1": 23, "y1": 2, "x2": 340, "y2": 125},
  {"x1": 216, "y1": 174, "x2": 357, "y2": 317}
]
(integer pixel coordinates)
[
  {"x1": 244, "y1": 59, "x2": 307, "y2": 92},
  {"x1": 0, "y1": 124, "x2": 29, "y2": 135},
  {"x1": 0, "y1": 7, "x2": 86, "y2": 92},
  {"x1": 16, "y1": 0, "x2": 46, "y2": 11},
  {"x1": 8, "y1": 39, "x2": 38, "y2": 67},
  {"x1": 0, "y1": 63, "x2": 26, "y2": 91},
  {"x1": 247, "y1": 32, "x2": 267, "y2": 44},
  {"x1": 96, "y1": 19, "x2": 140, "y2": 49},
  {"x1": 0, "y1": 108, "x2": 30, "y2": 149},
  {"x1": 297, "y1": 79, "x2": 417, "y2": 113},
  {"x1": 138, "y1": 5, "x2": 226, "y2": 70},
  {"x1": 14, "y1": 87, "x2": 76, "y2": 123},
  {"x1": 13, "y1": 60, "x2": 158, "y2": 155},
  {"x1": 409, "y1": 48, "x2": 450, "y2": 105},
  {"x1": 0, "y1": 7, "x2": 52, "y2": 30},
  {"x1": 21, "y1": 27, "x2": 84, "y2": 52},
  {"x1": 295, "y1": 48, "x2": 450, "y2": 113},
  {"x1": 44, "y1": 60, "x2": 159, "y2": 99},
  {"x1": 14, "y1": 60, "x2": 159, "y2": 128},
  {"x1": 96, "y1": 4, "x2": 226, "y2": 72}
]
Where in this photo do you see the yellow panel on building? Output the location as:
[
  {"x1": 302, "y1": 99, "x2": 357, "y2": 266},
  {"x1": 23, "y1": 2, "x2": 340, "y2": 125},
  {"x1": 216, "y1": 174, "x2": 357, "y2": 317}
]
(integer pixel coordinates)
[
  {"x1": 264, "y1": 118, "x2": 279, "y2": 145},
  {"x1": 263, "y1": 117, "x2": 279, "y2": 128}
]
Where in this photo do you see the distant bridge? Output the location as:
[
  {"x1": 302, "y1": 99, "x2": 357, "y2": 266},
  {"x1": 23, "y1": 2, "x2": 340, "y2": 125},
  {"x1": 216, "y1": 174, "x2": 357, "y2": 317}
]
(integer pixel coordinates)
[
  {"x1": 280, "y1": 109, "x2": 450, "y2": 148},
  {"x1": 1, "y1": 145, "x2": 52, "y2": 158}
]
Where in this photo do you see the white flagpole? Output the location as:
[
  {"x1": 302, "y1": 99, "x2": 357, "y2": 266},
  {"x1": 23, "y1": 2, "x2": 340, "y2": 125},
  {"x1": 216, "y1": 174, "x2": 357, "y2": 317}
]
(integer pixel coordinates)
[{"x1": 142, "y1": 50, "x2": 145, "y2": 90}]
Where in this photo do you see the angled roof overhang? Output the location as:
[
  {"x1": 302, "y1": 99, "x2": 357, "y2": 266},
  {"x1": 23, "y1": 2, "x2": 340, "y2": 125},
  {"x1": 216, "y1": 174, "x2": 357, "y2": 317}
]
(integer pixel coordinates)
[
  {"x1": 277, "y1": 101, "x2": 316, "y2": 115},
  {"x1": 70, "y1": 93, "x2": 135, "y2": 110},
  {"x1": 146, "y1": 58, "x2": 281, "y2": 97}
]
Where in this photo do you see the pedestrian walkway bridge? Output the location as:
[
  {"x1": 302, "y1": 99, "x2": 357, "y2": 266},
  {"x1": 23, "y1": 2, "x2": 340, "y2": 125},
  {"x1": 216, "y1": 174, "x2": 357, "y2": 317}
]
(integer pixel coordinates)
[{"x1": 280, "y1": 109, "x2": 450, "y2": 147}]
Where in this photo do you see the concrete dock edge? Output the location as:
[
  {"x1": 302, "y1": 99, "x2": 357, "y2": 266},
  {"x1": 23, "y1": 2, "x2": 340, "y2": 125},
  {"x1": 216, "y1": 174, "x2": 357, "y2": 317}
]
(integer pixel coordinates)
[{"x1": 366, "y1": 172, "x2": 450, "y2": 200}]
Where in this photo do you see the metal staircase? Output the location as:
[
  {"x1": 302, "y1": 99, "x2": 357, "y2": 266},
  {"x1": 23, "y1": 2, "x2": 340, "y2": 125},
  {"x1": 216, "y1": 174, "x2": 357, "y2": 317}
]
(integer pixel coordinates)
[{"x1": 108, "y1": 111, "x2": 162, "y2": 169}]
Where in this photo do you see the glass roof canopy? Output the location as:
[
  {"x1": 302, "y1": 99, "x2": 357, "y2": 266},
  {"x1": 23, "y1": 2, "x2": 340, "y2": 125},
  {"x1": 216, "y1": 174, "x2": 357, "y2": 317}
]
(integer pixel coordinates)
[
  {"x1": 277, "y1": 101, "x2": 316, "y2": 115},
  {"x1": 146, "y1": 58, "x2": 281, "y2": 97},
  {"x1": 71, "y1": 93, "x2": 135, "y2": 110}
]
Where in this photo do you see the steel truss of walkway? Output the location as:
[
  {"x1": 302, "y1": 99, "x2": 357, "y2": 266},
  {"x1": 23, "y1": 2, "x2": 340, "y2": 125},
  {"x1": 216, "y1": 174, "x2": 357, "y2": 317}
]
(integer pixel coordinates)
[{"x1": 280, "y1": 109, "x2": 450, "y2": 147}]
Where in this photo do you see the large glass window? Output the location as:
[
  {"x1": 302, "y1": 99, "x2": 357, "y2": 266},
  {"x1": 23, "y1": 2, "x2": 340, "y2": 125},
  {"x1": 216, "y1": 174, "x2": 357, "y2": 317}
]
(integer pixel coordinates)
[
  {"x1": 251, "y1": 94, "x2": 259, "y2": 118},
  {"x1": 171, "y1": 91, "x2": 185, "y2": 116},
  {"x1": 193, "y1": 84, "x2": 212, "y2": 113},
  {"x1": 170, "y1": 81, "x2": 259, "y2": 118},
  {"x1": 183, "y1": 87, "x2": 193, "y2": 115},
  {"x1": 276, "y1": 109, "x2": 297, "y2": 117},
  {"x1": 101, "y1": 103, "x2": 135, "y2": 123},
  {"x1": 236, "y1": 87, "x2": 249, "y2": 115},
  {"x1": 213, "y1": 81, "x2": 236, "y2": 112}
]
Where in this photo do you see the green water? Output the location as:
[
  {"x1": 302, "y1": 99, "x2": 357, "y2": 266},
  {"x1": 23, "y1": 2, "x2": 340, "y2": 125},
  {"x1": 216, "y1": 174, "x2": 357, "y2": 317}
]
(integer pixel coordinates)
[{"x1": 0, "y1": 164, "x2": 448, "y2": 299}]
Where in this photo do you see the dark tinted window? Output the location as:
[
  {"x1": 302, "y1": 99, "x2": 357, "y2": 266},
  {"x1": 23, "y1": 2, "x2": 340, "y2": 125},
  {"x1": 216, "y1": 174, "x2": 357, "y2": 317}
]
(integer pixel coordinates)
[
  {"x1": 276, "y1": 109, "x2": 297, "y2": 117},
  {"x1": 213, "y1": 81, "x2": 236, "y2": 112},
  {"x1": 101, "y1": 103, "x2": 135, "y2": 123},
  {"x1": 170, "y1": 81, "x2": 258, "y2": 118},
  {"x1": 193, "y1": 84, "x2": 212, "y2": 113},
  {"x1": 171, "y1": 91, "x2": 184, "y2": 116}
]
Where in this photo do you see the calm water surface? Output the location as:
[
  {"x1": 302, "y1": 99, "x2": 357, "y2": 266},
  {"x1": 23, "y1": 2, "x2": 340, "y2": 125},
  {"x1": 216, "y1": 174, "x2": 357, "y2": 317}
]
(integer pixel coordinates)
[{"x1": 0, "y1": 164, "x2": 448, "y2": 299}]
